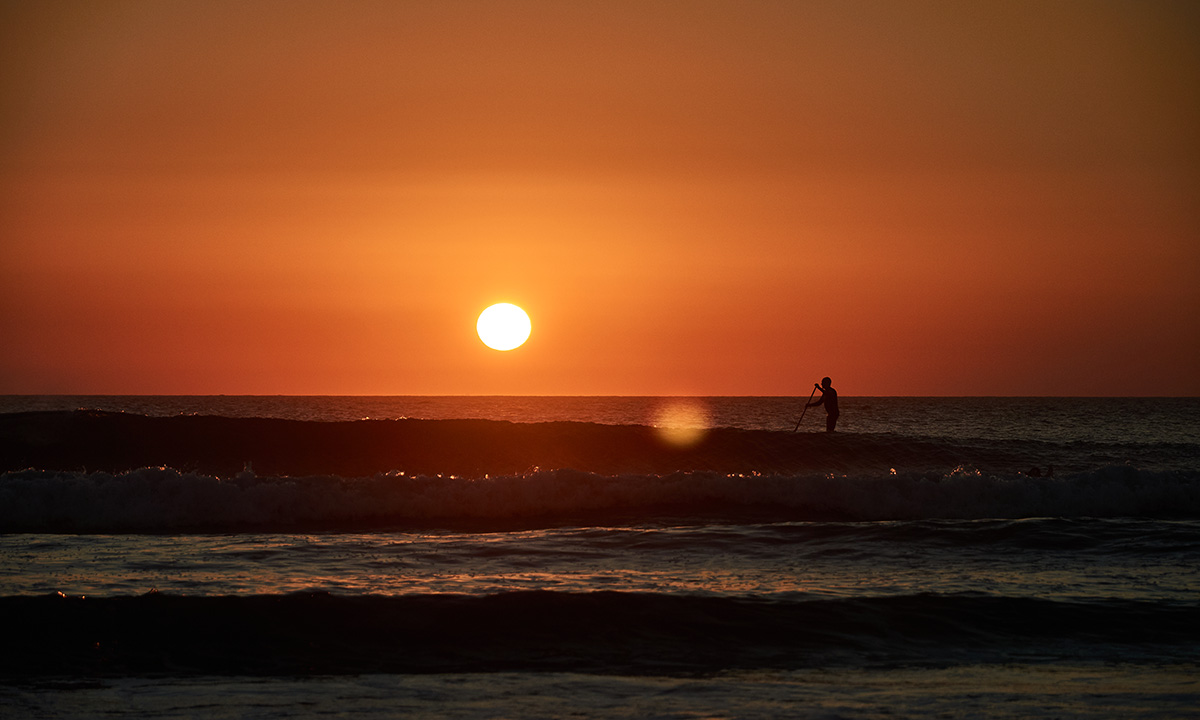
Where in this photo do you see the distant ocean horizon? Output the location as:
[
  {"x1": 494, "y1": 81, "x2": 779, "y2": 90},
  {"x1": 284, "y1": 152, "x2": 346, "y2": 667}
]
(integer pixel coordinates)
[{"x1": 3, "y1": 395, "x2": 1198, "y2": 717}]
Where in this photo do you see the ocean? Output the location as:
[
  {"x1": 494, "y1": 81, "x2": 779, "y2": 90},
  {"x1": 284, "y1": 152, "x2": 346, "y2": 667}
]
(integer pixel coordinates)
[{"x1": 1, "y1": 396, "x2": 1198, "y2": 719}]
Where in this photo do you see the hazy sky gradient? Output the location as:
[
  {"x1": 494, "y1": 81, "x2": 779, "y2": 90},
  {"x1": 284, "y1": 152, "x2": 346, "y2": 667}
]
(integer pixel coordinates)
[{"x1": 2, "y1": 0, "x2": 1197, "y2": 395}]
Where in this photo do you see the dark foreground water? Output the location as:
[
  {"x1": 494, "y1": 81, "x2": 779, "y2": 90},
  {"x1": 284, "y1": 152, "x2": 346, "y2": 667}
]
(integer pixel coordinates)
[{"x1": 1, "y1": 396, "x2": 1197, "y2": 718}]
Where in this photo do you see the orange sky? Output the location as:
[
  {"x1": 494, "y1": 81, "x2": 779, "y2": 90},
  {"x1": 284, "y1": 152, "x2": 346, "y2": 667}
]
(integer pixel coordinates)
[{"x1": 2, "y1": 0, "x2": 1197, "y2": 396}]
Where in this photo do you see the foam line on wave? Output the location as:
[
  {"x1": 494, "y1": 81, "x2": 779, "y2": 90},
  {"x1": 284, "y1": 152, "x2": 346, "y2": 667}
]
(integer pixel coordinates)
[{"x1": 2, "y1": 465, "x2": 1197, "y2": 532}]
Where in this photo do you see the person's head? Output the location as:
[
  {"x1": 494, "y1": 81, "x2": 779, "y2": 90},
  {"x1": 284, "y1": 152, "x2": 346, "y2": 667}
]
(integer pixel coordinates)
[{"x1": 821, "y1": 377, "x2": 831, "y2": 388}]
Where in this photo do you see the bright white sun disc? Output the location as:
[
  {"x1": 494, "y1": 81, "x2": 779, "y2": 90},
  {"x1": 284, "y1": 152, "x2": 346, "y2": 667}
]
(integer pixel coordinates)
[{"x1": 477, "y1": 303, "x2": 531, "y2": 351}]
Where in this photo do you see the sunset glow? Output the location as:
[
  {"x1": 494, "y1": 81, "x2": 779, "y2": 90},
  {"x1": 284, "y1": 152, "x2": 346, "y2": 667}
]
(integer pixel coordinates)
[{"x1": 1, "y1": 1, "x2": 1196, "y2": 395}]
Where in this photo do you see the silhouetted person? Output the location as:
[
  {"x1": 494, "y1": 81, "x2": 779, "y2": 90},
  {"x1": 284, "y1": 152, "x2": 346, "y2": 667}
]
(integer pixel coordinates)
[{"x1": 806, "y1": 377, "x2": 839, "y2": 432}]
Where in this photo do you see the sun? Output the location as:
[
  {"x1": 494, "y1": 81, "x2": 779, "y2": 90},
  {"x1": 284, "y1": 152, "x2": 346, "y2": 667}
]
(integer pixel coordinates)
[{"x1": 477, "y1": 303, "x2": 532, "y2": 351}]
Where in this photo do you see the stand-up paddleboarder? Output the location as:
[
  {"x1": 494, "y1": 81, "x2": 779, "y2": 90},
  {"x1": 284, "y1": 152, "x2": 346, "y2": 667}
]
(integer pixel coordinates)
[{"x1": 805, "y1": 377, "x2": 839, "y2": 432}]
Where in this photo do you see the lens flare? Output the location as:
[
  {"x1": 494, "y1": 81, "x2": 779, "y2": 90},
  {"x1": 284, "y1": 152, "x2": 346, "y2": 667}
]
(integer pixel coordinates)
[{"x1": 652, "y1": 398, "x2": 711, "y2": 447}]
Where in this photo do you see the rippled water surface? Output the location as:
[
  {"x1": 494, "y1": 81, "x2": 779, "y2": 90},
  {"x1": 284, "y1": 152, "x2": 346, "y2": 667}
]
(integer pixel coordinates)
[{"x1": 5, "y1": 518, "x2": 1197, "y2": 604}]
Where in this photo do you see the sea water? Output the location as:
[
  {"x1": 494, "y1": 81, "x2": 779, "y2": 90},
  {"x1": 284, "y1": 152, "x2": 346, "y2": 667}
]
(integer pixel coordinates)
[{"x1": 1, "y1": 396, "x2": 1198, "y2": 718}]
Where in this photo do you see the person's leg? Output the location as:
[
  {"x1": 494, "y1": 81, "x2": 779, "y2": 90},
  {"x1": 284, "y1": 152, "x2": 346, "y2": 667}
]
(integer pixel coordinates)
[{"x1": 826, "y1": 413, "x2": 838, "y2": 432}]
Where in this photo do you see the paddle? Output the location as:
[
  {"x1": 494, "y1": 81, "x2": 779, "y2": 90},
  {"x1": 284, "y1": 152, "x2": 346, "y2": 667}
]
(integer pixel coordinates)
[{"x1": 792, "y1": 384, "x2": 818, "y2": 432}]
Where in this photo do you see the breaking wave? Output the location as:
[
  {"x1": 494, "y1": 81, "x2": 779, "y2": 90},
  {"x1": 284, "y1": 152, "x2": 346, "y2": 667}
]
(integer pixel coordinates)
[{"x1": 2, "y1": 409, "x2": 1196, "y2": 531}]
